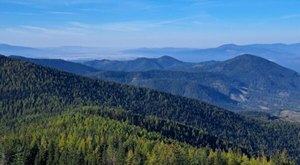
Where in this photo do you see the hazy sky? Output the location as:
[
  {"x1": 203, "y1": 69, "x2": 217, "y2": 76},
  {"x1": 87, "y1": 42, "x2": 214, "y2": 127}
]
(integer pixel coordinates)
[{"x1": 0, "y1": 0, "x2": 300, "y2": 48}]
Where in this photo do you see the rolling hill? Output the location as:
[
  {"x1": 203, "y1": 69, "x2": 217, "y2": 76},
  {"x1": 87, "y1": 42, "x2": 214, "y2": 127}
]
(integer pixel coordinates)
[
  {"x1": 1, "y1": 55, "x2": 300, "y2": 163},
  {"x1": 1, "y1": 107, "x2": 281, "y2": 164},
  {"x1": 87, "y1": 55, "x2": 300, "y2": 112},
  {"x1": 124, "y1": 43, "x2": 300, "y2": 72},
  {"x1": 8, "y1": 54, "x2": 300, "y2": 113},
  {"x1": 88, "y1": 70, "x2": 239, "y2": 110},
  {"x1": 82, "y1": 55, "x2": 192, "y2": 72},
  {"x1": 1, "y1": 43, "x2": 300, "y2": 72}
]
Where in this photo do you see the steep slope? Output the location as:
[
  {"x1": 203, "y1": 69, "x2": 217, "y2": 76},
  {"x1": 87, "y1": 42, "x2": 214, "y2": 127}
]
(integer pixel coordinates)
[
  {"x1": 1, "y1": 55, "x2": 300, "y2": 161},
  {"x1": 10, "y1": 56, "x2": 98, "y2": 74},
  {"x1": 1, "y1": 107, "x2": 283, "y2": 165},
  {"x1": 88, "y1": 70, "x2": 239, "y2": 110},
  {"x1": 204, "y1": 54, "x2": 300, "y2": 111},
  {"x1": 206, "y1": 54, "x2": 300, "y2": 87},
  {"x1": 88, "y1": 55, "x2": 300, "y2": 112},
  {"x1": 7, "y1": 54, "x2": 300, "y2": 112}
]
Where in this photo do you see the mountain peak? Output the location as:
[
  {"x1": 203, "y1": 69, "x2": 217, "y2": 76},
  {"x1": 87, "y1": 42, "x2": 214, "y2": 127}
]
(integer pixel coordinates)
[
  {"x1": 230, "y1": 54, "x2": 268, "y2": 62},
  {"x1": 218, "y1": 44, "x2": 239, "y2": 48},
  {"x1": 226, "y1": 54, "x2": 290, "y2": 70},
  {"x1": 159, "y1": 55, "x2": 176, "y2": 59},
  {"x1": 207, "y1": 54, "x2": 299, "y2": 86},
  {"x1": 158, "y1": 55, "x2": 183, "y2": 63},
  {"x1": 221, "y1": 54, "x2": 287, "y2": 71}
]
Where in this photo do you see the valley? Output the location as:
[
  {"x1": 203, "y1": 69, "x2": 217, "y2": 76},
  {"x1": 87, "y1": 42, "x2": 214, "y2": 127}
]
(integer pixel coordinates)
[
  {"x1": 1, "y1": 55, "x2": 300, "y2": 164},
  {"x1": 10, "y1": 54, "x2": 300, "y2": 116},
  {"x1": 1, "y1": 1, "x2": 300, "y2": 164}
]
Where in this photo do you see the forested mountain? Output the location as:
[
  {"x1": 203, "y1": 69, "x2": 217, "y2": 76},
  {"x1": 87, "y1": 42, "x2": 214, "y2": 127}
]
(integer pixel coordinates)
[
  {"x1": 82, "y1": 55, "x2": 194, "y2": 72},
  {"x1": 1, "y1": 55, "x2": 300, "y2": 164},
  {"x1": 2, "y1": 107, "x2": 288, "y2": 165},
  {"x1": 124, "y1": 43, "x2": 300, "y2": 72},
  {"x1": 203, "y1": 55, "x2": 300, "y2": 110},
  {"x1": 2, "y1": 43, "x2": 300, "y2": 72},
  {"x1": 9, "y1": 56, "x2": 98, "y2": 75},
  {"x1": 88, "y1": 70, "x2": 239, "y2": 110},
  {"x1": 88, "y1": 55, "x2": 300, "y2": 112},
  {"x1": 8, "y1": 54, "x2": 300, "y2": 113}
]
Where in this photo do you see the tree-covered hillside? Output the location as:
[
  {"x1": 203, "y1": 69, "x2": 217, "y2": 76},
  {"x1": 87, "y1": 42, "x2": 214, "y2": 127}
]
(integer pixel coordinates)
[
  {"x1": 87, "y1": 55, "x2": 300, "y2": 112},
  {"x1": 0, "y1": 107, "x2": 292, "y2": 165},
  {"x1": 1, "y1": 55, "x2": 300, "y2": 163}
]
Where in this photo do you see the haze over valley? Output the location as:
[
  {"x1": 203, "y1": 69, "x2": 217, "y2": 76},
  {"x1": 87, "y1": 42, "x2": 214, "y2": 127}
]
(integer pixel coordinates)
[{"x1": 1, "y1": 0, "x2": 300, "y2": 164}]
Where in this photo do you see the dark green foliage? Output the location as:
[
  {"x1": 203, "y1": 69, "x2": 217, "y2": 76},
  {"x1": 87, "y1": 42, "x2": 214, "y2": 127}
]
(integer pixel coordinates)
[
  {"x1": 0, "y1": 55, "x2": 300, "y2": 163},
  {"x1": 87, "y1": 55, "x2": 300, "y2": 113},
  {"x1": 82, "y1": 55, "x2": 187, "y2": 72},
  {"x1": 1, "y1": 108, "x2": 292, "y2": 165},
  {"x1": 88, "y1": 70, "x2": 238, "y2": 110},
  {"x1": 73, "y1": 106, "x2": 247, "y2": 153},
  {"x1": 239, "y1": 111, "x2": 281, "y2": 121}
]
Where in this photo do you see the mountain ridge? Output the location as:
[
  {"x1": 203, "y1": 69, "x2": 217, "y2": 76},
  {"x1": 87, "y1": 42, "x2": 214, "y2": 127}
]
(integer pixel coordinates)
[
  {"x1": 82, "y1": 55, "x2": 188, "y2": 72},
  {"x1": 4, "y1": 54, "x2": 300, "y2": 112},
  {"x1": 87, "y1": 54, "x2": 300, "y2": 112},
  {"x1": 9, "y1": 55, "x2": 99, "y2": 74},
  {"x1": 2, "y1": 43, "x2": 300, "y2": 71},
  {"x1": 124, "y1": 43, "x2": 300, "y2": 72},
  {"x1": 1, "y1": 54, "x2": 300, "y2": 162}
]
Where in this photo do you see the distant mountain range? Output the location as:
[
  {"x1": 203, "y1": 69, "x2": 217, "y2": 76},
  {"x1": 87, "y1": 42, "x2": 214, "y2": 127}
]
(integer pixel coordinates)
[
  {"x1": 0, "y1": 44, "x2": 119, "y2": 60},
  {"x1": 10, "y1": 56, "x2": 98, "y2": 75},
  {"x1": 7, "y1": 54, "x2": 300, "y2": 114},
  {"x1": 1, "y1": 43, "x2": 300, "y2": 72},
  {"x1": 124, "y1": 43, "x2": 300, "y2": 72},
  {"x1": 87, "y1": 55, "x2": 300, "y2": 112},
  {"x1": 82, "y1": 55, "x2": 195, "y2": 72},
  {"x1": 2, "y1": 55, "x2": 300, "y2": 163}
]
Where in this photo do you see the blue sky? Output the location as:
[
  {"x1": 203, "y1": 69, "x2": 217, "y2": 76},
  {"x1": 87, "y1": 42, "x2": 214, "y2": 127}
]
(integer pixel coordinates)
[{"x1": 0, "y1": 0, "x2": 300, "y2": 48}]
